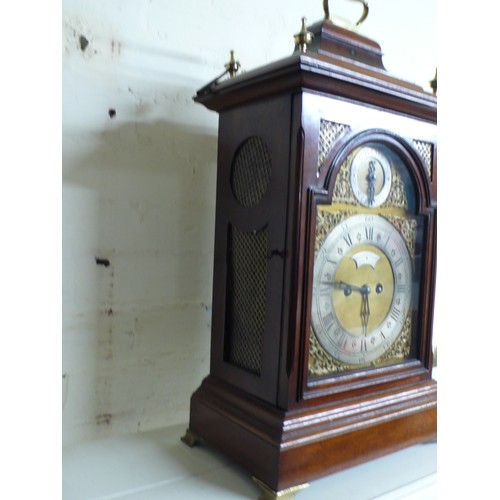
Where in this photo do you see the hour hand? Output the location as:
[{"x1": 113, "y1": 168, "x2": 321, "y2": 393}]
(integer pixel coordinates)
[
  {"x1": 332, "y1": 280, "x2": 372, "y2": 297},
  {"x1": 319, "y1": 280, "x2": 356, "y2": 296}
]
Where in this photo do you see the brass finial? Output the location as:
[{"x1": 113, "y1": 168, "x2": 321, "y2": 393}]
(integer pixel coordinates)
[
  {"x1": 196, "y1": 51, "x2": 241, "y2": 95},
  {"x1": 294, "y1": 17, "x2": 314, "y2": 53},
  {"x1": 323, "y1": 0, "x2": 369, "y2": 28},
  {"x1": 224, "y1": 50, "x2": 240, "y2": 78},
  {"x1": 430, "y1": 68, "x2": 437, "y2": 96}
]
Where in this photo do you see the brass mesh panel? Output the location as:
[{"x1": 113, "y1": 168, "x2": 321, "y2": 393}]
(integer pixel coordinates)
[
  {"x1": 318, "y1": 119, "x2": 350, "y2": 168},
  {"x1": 225, "y1": 225, "x2": 268, "y2": 375},
  {"x1": 231, "y1": 137, "x2": 272, "y2": 207},
  {"x1": 413, "y1": 140, "x2": 433, "y2": 179}
]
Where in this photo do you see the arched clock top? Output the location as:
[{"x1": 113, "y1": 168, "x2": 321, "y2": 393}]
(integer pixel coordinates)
[{"x1": 320, "y1": 130, "x2": 433, "y2": 216}]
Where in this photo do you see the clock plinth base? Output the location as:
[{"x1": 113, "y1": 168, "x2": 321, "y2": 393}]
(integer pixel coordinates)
[
  {"x1": 252, "y1": 477, "x2": 309, "y2": 500},
  {"x1": 186, "y1": 375, "x2": 437, "y2": 493}
]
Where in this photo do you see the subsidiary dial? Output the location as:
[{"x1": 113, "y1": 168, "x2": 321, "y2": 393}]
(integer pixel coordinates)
[{"x1": 350, "y1": 146, "x2": 392, "y2": 208}]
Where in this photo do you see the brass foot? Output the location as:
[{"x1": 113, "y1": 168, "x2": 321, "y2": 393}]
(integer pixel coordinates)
[
  {"x1": 180, "y1": 428, "x2": 202, "y2": 447},
  {"x1": 252, "y1": 477, "x2": 309, "y2": 500}
]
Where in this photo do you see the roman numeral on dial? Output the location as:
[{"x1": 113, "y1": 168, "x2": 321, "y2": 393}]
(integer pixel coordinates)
[
  {"x1": 323, "y1": 312, "x2": 335, "y2": 331},
  {"x1": 390, "y1": 307, "x2": 401, "y2": 322}
]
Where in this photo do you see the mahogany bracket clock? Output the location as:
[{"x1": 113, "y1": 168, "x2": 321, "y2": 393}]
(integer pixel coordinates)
[{"x1": 183, "y1": 3, "x2": 437, "y2": 498}]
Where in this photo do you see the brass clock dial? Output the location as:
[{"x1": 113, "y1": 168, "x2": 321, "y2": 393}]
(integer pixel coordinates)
[
  {"x1": 350, "y1": 145, "x2": 392, "y2": 208},
  {"x1": 311, "y1": 214, "x2": 412, "y2": 365}
]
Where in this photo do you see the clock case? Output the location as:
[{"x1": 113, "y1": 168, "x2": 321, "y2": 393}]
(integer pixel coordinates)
[{"x1": 185, "y1": 20, "x2": 437, "y2": 494}]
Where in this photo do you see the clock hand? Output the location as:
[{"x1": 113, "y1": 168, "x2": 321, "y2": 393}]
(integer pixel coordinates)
[
  {"x1": 330, "y1": 281, "x2": 371, "y2": 297},
  {"x1": 327, "y1": 280, "x2": 372, "y2": 332},
  {"x1": 366, "y1": 160, "x2": 377, "y2": 206},
  {"x1": 360, "y1": 293, "x2": 370, "y2": 335},
  {"x1": 332, "y1": 281, "x2": 361, "y2": 296}
]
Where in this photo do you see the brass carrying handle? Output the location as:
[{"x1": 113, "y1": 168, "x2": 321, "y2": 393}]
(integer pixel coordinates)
[{"x1": 323, "y1": 0, "x2": 369, "y2": 27}]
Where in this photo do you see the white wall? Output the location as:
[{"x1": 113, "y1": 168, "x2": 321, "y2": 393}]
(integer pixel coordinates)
[{"x1": 62, "y1": 0, "x2": 436, "y2": 447}]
